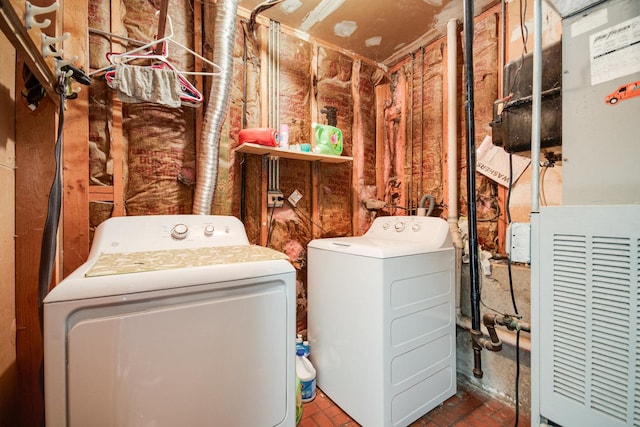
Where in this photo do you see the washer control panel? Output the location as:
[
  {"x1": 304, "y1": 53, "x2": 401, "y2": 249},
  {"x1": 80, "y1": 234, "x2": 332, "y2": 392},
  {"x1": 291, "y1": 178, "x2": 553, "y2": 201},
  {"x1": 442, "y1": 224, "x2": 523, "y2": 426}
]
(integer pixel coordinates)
[
  {"x1": 378, "y1": 218, "x2": 423, "y2": 235},
  {"x1": 364, "y1": 215, "x2": 452, "y2": 247}
]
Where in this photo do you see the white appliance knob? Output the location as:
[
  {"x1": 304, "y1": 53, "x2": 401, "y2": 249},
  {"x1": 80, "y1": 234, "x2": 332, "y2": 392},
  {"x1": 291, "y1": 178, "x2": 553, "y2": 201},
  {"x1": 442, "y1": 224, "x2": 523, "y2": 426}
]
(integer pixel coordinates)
[
  {"x1": 204, "y1": 224, "x2": 215, "y2": 236},
  {"x1": 412, "y1": 223, "x2": 421, "y2": 232},
  {"x1": 171, "y1": 224, "x2": 189, "y2": 240},
  {"x1": 383, "y1": 223, "x2": 390, "y2": 230},
  {"x1": 394, "y1": 222, "x2": 405, "y2": 232}
]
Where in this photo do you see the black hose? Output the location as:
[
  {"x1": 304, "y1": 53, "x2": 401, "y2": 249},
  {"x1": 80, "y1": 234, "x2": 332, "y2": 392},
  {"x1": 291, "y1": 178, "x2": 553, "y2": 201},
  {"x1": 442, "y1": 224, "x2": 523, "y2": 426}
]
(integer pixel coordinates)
[
  {"x1": 515, "y1": 329, "x2": 521, "y2": 426},
  {"x1": 507, "y1": 151, "x2": 521, "y2": 427},
  {"x1": 38, "y1": 79, "x2": 67, "y2": 409},
  {"x1": 38, "y1": 85, "x2": 66, "y2": 330},
  {"x1": 463, "y1": 0, "x2": 482, "y2": 378}
]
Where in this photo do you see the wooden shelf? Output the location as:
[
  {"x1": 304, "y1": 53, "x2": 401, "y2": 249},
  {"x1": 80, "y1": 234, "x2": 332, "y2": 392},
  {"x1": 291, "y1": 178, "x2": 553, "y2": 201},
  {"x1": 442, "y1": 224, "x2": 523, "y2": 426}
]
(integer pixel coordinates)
[{"x1": 236, "y1": 143, "x2": 352, "y2": 163}]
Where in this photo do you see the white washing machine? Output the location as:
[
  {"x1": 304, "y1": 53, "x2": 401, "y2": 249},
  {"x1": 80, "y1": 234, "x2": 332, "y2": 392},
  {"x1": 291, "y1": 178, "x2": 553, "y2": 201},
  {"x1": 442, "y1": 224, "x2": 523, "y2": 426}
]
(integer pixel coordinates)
[
  {"x1": 44, "y1": 215, "x2": 296, "y2": 427},
  {"x1": 307, "y1": 215, "x2": 456, "y2": 427}
]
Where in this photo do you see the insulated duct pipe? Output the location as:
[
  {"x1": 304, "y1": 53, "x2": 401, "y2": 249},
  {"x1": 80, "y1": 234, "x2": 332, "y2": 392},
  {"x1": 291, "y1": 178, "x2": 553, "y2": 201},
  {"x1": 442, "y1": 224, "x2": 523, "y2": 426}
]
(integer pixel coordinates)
[
  {"x1": 193, "y1": 0, "x2": 238, "y2": 214},
  {"x1": 462, "y1": 0, "x2": 483, "y2": 379}
]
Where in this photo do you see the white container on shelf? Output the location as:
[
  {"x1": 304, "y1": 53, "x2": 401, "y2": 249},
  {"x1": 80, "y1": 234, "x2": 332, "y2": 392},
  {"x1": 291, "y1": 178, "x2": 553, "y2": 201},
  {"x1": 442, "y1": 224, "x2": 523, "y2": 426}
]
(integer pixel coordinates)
[{"x1": 279, "y1": 124, "x2": 289, "y2": 149}]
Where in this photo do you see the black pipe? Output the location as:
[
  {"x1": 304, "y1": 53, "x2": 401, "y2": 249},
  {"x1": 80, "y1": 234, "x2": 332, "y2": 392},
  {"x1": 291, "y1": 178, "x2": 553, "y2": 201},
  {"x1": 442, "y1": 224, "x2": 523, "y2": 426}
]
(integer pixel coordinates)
[{"x1": 463, "y1": 0, "x2": 483, "y2": 378}]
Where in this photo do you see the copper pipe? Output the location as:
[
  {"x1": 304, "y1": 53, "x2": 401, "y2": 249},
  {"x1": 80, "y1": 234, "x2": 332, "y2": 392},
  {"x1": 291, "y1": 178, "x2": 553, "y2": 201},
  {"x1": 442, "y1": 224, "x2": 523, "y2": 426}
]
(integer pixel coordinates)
[
  {"x1": 471, "y1": 313, "x2": 531, "y2": 356},
  {"x1": 482, "y1": 313, "x2": 503, "y2": 351}
]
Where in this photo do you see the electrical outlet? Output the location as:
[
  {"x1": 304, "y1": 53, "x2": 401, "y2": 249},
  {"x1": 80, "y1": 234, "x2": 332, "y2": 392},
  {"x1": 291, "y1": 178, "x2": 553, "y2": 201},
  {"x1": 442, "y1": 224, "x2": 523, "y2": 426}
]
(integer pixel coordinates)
[
  {"x1": 288, "y1": 190, "x2": 303, "y2": 206},
  {"x1": 267, "y1": 191, "x2": 284, "y2": 208}
]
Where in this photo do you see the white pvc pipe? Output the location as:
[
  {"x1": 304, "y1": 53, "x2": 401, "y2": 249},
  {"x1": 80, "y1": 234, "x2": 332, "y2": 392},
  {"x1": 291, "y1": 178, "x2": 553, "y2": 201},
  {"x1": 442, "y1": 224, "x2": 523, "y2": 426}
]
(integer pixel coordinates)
[
  {"x1": 530, "y1": 0, "x2": 542, "y2": 213},
  {"x1": 530, "y1": 3, "x2": 543, "y2": 424},
  {"x1": 447, "y1": 18, "x2": 460, "y2": 243},
  {"x1": 447, "y1": 19, "x2": 464, "y2": 316}
]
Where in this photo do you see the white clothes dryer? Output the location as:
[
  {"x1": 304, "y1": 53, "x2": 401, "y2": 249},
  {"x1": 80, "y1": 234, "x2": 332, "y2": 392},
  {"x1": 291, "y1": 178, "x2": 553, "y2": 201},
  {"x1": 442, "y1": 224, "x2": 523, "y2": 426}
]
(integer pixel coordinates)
[
  {"x1": 44, "y1": 215, "x2": 296, "y2": 427},
  {"x1": 307, "y1": 215, "x2": 456, "y2": 427}
]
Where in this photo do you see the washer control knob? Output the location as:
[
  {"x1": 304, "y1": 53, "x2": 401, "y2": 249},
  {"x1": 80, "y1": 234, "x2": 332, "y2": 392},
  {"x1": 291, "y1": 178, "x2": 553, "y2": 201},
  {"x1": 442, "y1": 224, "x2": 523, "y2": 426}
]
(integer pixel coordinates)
[
  {"x1": 204, "y1": 224, "x2": 215, "y2": 236},
  {"x1": 171, "y1": 223, "x2": 189, "y2": 240},
  {"x1": 412, "y1": 223, "x2": 421, "y2": 232},
  {"x1": 383, "y1": 223, "x2": 390, "y2": 230},
  {"x1": 394, "y1": 222, "x2": 405, "y2": 232}
]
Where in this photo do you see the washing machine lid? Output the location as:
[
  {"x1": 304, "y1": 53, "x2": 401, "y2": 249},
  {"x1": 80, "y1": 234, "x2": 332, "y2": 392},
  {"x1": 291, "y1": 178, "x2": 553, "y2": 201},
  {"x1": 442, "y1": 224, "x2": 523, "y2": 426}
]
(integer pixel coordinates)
[
  {"x1": 308, "y1": 216, "x2": 453, "y2": 258},
  {"x1": 308, "y1": 236, "x2": 449, "y2": 258}
]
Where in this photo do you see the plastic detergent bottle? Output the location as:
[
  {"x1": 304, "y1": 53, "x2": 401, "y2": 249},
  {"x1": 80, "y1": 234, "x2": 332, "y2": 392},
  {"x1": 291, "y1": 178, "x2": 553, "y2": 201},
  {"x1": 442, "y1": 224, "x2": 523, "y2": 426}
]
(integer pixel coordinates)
[
  {"x1": 279, "y1": 124, "x2": 289, "y2": 149},
  {"x1": 296, "y1": 349, "x2": 316, "y2": 402},
  {"x1": 312, "y1": 122, "x2": 343, "y2": 156},
  {"x1": 296, "y1": 334, "x2": 304, "y2": 354},
  {"x1": 295, "y1": 374, "x2": 303, "y2": 424}
]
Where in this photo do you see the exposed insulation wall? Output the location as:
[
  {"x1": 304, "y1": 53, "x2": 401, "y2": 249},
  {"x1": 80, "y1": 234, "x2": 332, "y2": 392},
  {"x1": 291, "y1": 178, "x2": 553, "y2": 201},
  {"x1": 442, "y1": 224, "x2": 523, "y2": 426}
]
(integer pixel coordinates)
[
  {"x1": 211, "y1": 13, "x2": 247, "y2": 216},
  {"x1": 271, "y1": 33, "x2": 314, "y2": 331},
  {"x1": 238, "y1": 33, "x2": 378, "y2": 331},
  {"x1": 379, "y1": 11, "x2": 499, "y2": 251},
  {"x1": 83, "y1": 4, "x2": 499, "y2": 331},
  {"x1": 353, "y1": 60, "x2": 378, "y2": 235},
  {"x1": 235, "y1": 20, "x2": 264, "y2": 243},
  {"x1": 316, "y1": 47, "x2": 353, "y2": 237},
  {"x1": 459, "y1": 13, "x2": 500, "y2": 251},
  {"x1": 122, "y1": 0, "x2": 195, "y2": 215},
  {"x1": 411, "y1": 43, "x2": 445, "y2": 213},
  {"x1": 88, "y1": 0, "x2": 197, "y2": 224},
  {"x1": 280, "y1": 33, "x2": 312, "y2": 147},
  {"x1": 88, "y1": 0, "x2": 116, "y2": 231},
  {"x1": 381, "y1": 68, "x2": 407, "y2": 211}
]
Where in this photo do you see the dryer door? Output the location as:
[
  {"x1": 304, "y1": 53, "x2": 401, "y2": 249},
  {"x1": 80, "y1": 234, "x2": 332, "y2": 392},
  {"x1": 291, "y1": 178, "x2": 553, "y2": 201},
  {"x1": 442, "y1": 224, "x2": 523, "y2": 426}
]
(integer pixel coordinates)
[{"x1": 49, "y1": 277, "x2": 294, "y2": 427}]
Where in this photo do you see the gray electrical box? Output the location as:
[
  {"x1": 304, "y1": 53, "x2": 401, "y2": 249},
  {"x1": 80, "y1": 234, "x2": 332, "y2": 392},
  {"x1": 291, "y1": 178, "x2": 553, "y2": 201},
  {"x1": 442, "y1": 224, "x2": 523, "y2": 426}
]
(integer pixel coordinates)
[{"x1": 562, "y1": 0, "x2": 640, "y2": 205}]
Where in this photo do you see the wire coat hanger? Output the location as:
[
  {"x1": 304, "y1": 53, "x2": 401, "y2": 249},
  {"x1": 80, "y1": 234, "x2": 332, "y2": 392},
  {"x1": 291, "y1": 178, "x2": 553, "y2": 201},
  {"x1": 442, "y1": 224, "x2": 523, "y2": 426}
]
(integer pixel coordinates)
[{"x1": 89, "y1": 14, "x2": 221, "y2": 77}]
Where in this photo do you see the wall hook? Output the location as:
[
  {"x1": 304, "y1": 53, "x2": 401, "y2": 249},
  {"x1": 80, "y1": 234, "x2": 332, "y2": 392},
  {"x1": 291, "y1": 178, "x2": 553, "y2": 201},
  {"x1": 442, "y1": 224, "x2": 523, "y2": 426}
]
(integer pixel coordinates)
[
  {"x1": 55, "y1": 56, "x2": 78, "y2": 79},
  {"x1": 41, "y1": 33, "x2": 69, "y2": 58},
  {"x1": 25, "y1": 1, "x2": 59, "y2": 30}
]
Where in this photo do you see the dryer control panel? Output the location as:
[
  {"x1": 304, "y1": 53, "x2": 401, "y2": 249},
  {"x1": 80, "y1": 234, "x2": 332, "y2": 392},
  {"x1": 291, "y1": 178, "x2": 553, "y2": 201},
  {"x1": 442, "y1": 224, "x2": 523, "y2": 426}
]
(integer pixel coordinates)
[{"x1": 89, "y1": 215, "x2": 250, "y2": 256}]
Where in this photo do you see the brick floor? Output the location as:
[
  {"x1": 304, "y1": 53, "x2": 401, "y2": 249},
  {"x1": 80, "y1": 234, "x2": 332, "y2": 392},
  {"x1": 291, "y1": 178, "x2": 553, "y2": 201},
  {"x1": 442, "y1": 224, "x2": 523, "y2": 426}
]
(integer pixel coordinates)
[{"x1": 298, "y1": 382, "x2": 530, "y2": 427}]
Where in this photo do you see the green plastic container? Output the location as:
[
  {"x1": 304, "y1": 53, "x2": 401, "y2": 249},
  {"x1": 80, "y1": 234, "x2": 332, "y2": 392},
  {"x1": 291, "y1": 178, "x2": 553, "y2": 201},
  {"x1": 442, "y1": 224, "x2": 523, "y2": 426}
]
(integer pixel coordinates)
[
  {"x1": 296, "y1": 375, "x2": 303, "y2": 424},
  {"x1": 312, "y1": 123, "x2": 343, "y2": 156}
]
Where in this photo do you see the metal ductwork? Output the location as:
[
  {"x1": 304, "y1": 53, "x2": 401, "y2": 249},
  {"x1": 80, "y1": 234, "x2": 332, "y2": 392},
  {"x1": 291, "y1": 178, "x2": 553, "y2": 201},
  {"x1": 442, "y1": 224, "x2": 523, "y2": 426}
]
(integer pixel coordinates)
[{"x1": 193, "y1": 0, "x2": 238, "y2": 214}]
